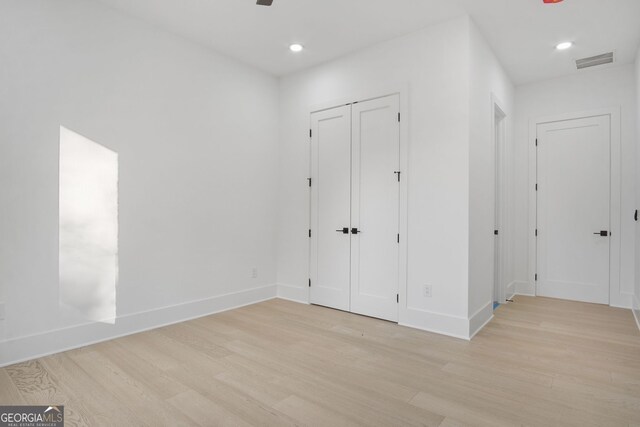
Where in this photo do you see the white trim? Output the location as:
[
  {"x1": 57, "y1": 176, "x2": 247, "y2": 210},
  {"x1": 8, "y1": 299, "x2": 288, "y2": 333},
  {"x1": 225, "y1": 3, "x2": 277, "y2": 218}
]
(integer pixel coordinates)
[
  {"x1": 609, "y1": 294, "x2": 633, "y2": 309},
  {"x1": 279, "y1": 297, "x2": 491, "y2": 341},
  {"x1": 1, "y1": 287, "x2": 505, "y2": 367},
  {"x1": 514, "y1": 280, "x2": 536, "y2": 297},
  {"x1": 308, "y1": 85, "x2": 408, "y2": 115},
  {"x1": 528, "y1": 116, "x2": 538, "y2": 296},
  {"x1": 492, "y1": 93, "x2": 509, "y2": 304},
  {"x1": 469, "y1": 301, "x2": 494, "y2": 339},
  {"x1": 398, "y1": 87, "x2": 410, "y2": 331},
  {"x1": 0, "y1": 285, "x2": 277, "y2": 368},
  {"x1": 400, "y1": 307, "x2": 471, "y2": 341},
  {"x1": 277, "y1": 283, "x2": 310, "y2": 304},
  {"x1": 528, "y1": 107, "x2": 622, "y2": 306},
  {"x1": 632, "y1": 295, "x2": 640, "y2": 332},
  {"x1": 505, "y1": 281, "x2": 516, "y2": 300},
  {"x1": 402, "y1": 303, "x2": 494, "y2": 341}
]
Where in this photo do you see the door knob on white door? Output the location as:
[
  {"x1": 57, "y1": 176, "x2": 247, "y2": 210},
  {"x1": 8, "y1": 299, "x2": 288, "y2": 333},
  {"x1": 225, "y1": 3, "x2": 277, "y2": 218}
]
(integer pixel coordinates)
[
  {"x1": 593, "y1": 231, "x2": 609, "y2": 237},
  {"x1": 336, "y1": 228, "x2": 349, "y2": 234}
]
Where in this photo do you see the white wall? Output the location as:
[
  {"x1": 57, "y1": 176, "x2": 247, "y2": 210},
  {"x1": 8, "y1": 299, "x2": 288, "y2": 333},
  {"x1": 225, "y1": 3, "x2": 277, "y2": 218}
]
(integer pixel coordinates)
[
  {"x1": 634, "y1": 49, "x2": 640, "y2": 324},
  {"x1": 467, "y1": 21, "x2": 514, "y2": 324},
  {"x1": 277, "y1": 16, "x2": 472, "y2": 335},
  {"x1": 513, "y1": 65, "x2": 637, "y2": 308},
  {"x1": 277, "y1": 16, "x2": 512, "y2": 338},
  {"x1": 0, "y1": 0, "x2": 280, "y2": 365}
]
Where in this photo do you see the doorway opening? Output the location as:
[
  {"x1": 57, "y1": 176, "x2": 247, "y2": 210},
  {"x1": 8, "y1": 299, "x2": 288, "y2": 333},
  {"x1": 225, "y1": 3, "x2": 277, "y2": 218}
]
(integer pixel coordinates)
[{"x1": 493, "y1": 100, "x2": 507, "y2": 310}]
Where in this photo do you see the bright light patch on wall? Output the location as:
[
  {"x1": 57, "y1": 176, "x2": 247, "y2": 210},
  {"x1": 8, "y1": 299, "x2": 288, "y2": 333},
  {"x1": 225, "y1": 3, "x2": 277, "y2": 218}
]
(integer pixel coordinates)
[
  {"x1": 59, "y1": 126, "x2": 118, "y2": 324},
  {"x1": 556, "y1": 41, "x2": 573, "y2": 50}
]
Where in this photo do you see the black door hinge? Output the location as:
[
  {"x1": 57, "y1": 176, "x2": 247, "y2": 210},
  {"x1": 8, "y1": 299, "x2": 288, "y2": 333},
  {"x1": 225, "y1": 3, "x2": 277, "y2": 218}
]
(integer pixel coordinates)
[
  {"x1": 309, "y1": 279, "x2": 311, "y2": 287},
  {"x1": 394, "y1": 171, "x2": 401, "y2": 182},
  {"x1": 308, "y1": 178, "x2": 312, "y2": 187},
  {"x1": 397, "y1": 294, "x2": 399, "y2": 303},
  {"x1": 535, "y1": 138, "x2": 538, "y2": 146},
  {"x1": 635, "y1": 209, "x2": 638, "y2": 221},
  {"x1": 308, "y1": 229, "x2": 311, "y2": 238},
  {"x1": 398, "y1": 112, "x2": 401, "y2": 122},
  {"x1": 535, "y1": 229, "x2": 538, "y2": 237},
  {"x1": 535, "y1": 184, "x2": 538, "y2": 191},
  {"x1": 309, "y1": 129, "x2": 312, "y2": 138},
  {"x1": 535, "y1": 274, "x2": 538, "y2": 281},
  {"x1": 494, "y1": 230, "x2": 499, "y2": 236},
  {"x1": 397, "y1": 234, "x2": 400, "y2": 243}
]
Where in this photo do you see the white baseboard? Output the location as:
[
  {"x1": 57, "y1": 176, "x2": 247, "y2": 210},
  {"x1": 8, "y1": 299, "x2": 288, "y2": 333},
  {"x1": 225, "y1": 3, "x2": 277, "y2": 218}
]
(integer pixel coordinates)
[
  {"x1": 400, "y1": 307, "x2": 471, "y2": 340},
  {"x1": 469, "y1": 301, "x2": 494, "y2": 339},
  {"x1": 0, "y1": 284, "x2": 277, "y2": 368},
  {"x1": 610, "y1": 293, "x2": 633, "y2": 310},
  {"x1": 505, "y1": 281, "x2": 516, "y2": 300},
  {"x1": 513, "y1": 280, "x2": 535, "y2": 297},
  {"x1": 508, "y1": 280, "x2": 634, "y2": 311},
  {"x1": 633, "y1": 295, "x2": 640, "y2": 332},
  {"x1": 277, "y1": 283, "x2": 309, "y2": 304},
  {"x1": 13, "y1": 281, "x2": 623, "y2": 367},
  {"x1": 279, "y1": 297, "x2": 492, "y2": 341}
]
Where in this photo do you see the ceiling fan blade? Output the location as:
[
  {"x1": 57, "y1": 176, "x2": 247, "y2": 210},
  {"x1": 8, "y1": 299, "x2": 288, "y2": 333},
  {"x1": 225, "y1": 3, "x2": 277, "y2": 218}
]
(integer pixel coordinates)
[{"x1": 256, "y1": 0, "x2": 273, "y2": 5}]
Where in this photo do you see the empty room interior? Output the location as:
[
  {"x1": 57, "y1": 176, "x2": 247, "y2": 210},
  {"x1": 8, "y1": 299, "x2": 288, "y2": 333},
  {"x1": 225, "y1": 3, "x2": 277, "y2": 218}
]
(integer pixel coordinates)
[{"x1": 1, "y1": 0, "x2": 640, "y2": 425}]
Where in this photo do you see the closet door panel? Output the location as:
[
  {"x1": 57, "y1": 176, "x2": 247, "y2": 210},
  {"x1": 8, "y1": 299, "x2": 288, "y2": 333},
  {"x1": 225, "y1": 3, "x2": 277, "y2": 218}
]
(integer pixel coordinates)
[
  {"x1": 310, "y1": 105, "x2": 352, "y2": 311},
  {"x1": 350, "y1": 95, "x2": 400, "y2": 322}
]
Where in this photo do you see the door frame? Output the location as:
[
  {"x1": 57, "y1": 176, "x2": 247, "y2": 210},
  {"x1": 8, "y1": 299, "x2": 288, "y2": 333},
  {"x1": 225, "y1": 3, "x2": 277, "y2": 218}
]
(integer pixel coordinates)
[
  {"x1": 306, "y1": 86, "x2": 409, "y2": 321},
  {"x1": 492, "y1": 94, "x2": 508, "y2": 305},
  {"x1": 528, "y1": 107, "x2": 622, "y2": 306}
]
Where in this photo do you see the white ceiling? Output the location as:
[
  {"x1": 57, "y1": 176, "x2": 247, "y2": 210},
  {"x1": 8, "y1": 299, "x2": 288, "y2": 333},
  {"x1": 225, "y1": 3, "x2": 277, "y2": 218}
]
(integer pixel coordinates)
[
  {"x1": 95, "y1": 0, "x2": 640, "y2": 84},
  {"x1": 95, "y1": 0, "x2": 465, "y2": 75},
  {"x1": 458, "y1": 0, "x2": 640, "y2": 84}
]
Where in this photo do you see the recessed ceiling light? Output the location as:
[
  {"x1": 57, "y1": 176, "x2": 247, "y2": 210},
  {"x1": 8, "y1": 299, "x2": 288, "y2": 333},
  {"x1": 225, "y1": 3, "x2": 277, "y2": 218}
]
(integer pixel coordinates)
[
  {"x1": 556, "y1": 41, "x2": 573, "y2": 50},
  {"x1": 289, "y1": 43, "x2": 304, "y2": 53}
]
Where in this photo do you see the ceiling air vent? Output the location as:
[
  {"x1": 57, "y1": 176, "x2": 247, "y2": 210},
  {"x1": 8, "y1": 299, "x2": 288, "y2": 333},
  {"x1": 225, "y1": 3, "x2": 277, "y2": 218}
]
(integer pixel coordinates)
[{"x1": 576, "y1": 52, "x2": 614, "y2": 70}]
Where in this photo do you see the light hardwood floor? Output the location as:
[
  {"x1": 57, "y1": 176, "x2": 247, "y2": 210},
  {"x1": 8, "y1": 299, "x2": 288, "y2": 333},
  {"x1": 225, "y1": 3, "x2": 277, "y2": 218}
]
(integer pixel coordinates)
[{"x1": 1, "y1": 296, "x2": 640, "y2": 426}]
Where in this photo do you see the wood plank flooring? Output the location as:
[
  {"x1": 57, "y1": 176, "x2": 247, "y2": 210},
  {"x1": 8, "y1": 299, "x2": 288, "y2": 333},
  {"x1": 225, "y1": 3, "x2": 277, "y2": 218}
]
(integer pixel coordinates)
[{"x1": 1, "y1": 296, "x2": 639, "y2": 426}]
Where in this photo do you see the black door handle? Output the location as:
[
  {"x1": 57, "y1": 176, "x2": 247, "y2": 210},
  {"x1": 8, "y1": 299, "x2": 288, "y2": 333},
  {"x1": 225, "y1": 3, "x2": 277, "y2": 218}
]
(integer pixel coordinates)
[
  {"x1": 593, "y1": 231, "x2": 609, "y2": 237},
  {"x1": 351, "y1": 228, "x2": 360, "y2": 235},
  {"x1": 335, "y1": 227, "x2": 349, "y2": 234}
]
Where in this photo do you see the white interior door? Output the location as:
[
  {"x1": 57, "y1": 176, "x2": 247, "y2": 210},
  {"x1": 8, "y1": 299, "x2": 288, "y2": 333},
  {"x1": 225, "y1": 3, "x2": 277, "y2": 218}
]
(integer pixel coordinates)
[
  {"x1": 310, "y1": 106, "x2": 352, "y2": 311},
  {"x1": 350, "y1": 95, "x2": 400, "y2": 322},
  {"x1": 536, "y1": 115, "x2": 611, "y2": 304}
]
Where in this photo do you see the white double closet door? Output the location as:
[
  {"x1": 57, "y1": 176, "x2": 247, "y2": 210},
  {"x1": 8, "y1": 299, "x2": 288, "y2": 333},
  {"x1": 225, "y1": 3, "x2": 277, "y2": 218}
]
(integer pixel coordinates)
[{"x1": 310, "y1": 94, "x2": 400, "y2": 322}]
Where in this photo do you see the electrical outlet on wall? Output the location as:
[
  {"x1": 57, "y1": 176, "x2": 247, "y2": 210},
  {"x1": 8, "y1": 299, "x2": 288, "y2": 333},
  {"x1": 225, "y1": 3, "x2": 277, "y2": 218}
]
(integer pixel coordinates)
[
  {"x1": 0, "y1": 302, "x2": 5, "y2": 320},
  {"x1": 251, "y1": 268, "x2": 258, "y2": 279},
  {"x1": 423, "y1": 286, "x2": 432, "y2": 298}
]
